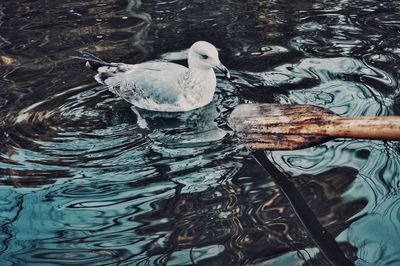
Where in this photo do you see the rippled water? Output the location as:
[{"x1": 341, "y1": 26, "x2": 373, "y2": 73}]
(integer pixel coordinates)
[{"x1": 1, "y1": 0, "x2": 400, "y2": 265}]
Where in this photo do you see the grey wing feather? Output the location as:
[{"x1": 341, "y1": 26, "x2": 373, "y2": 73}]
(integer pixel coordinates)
[{"x1": 95, "y1": 61, "x2": 188, "y2": 104}]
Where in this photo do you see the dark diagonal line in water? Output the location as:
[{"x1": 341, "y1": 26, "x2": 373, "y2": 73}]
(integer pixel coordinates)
[{"x1": 253, "y1": 150, "x2": 354, "y2": 266}]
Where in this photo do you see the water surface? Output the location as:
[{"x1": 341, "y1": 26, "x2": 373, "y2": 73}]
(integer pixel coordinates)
[{"x1": 1, "y1": 0, "x2": 400, "y2": 265}]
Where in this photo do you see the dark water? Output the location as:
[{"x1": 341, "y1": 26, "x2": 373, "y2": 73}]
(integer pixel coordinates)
[{"x1": 1, "y1": 0, "x2": 400, "y2": 265}]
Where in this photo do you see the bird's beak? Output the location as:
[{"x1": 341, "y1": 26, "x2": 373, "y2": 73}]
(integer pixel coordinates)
[{"x1": 215, "y1": 62, "x2": 231, "y2": 79}]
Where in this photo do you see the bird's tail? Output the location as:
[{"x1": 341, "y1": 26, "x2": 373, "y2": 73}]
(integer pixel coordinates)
[{"x1": 74, "y1": 51, "x2": 113, "y2": 70}]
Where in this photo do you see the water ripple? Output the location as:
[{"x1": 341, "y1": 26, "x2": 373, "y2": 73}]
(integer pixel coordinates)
[{"x1": 1, "y1": 0, "x2": 400, "y2": 265}]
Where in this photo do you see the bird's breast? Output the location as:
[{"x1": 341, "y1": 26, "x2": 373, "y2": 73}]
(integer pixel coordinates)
[{"x1": 183, "y1": 69, "x2": 216, "y2": 108}]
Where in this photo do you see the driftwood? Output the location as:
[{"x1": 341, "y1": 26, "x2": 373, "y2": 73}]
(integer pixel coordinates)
[{"x1": 228, "y1": 103, "x2": 400, "y2": 150}]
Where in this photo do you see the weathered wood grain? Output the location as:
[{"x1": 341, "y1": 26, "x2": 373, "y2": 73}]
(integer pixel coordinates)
[{"x1": 228, "y1": 103, "x2": 400, "y2": 150}]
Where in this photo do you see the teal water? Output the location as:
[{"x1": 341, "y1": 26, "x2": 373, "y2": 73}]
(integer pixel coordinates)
[{"x1": 1, "y1": 0, "x2": 400, "y2": 265}]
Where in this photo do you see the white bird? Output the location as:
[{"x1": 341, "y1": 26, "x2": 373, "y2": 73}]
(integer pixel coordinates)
[{"x1": 79, "y1": 41, "x2": 230, "y2": 112}]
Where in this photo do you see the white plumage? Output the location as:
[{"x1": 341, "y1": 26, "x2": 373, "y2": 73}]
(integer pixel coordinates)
[{"x1": 82, "y1": 41, "x2": 230, "y2": 112}]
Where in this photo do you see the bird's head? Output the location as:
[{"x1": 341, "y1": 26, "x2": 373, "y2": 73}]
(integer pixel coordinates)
[{"x1": 188, "y1": 41, "x2": 230, "y2": 79}]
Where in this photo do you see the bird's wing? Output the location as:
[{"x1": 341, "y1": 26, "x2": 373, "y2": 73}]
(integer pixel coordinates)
[{"x1": 95, "y1": 61, "x2": 188, "y2": 104}]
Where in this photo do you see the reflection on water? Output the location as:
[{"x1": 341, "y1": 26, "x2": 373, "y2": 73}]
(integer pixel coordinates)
[
  {"x1": 1, "y1": 0, "x2": 400, "y2": 264},
  {"x1": 126, "y1": 0, "x2": 153, "y2": 58}
]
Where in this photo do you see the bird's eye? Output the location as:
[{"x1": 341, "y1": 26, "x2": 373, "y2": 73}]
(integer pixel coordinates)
[{"x1": 201, "y1": 54, "x2": 209, "y2": 59}]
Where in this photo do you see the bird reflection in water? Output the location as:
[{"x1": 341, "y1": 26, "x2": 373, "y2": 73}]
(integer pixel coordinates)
[{"x1": 132, "y1": 102, "x2": 228, "y2": 148}]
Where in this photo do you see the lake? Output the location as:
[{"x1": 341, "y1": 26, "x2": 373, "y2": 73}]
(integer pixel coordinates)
[{"x1": 1, "y1": 0, "x2": 400, "y2": 265}]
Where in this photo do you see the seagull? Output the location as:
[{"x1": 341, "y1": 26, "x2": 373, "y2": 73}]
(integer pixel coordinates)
[{"x1": 79, "y1": 41, "x2": 230, "y2": 112}]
